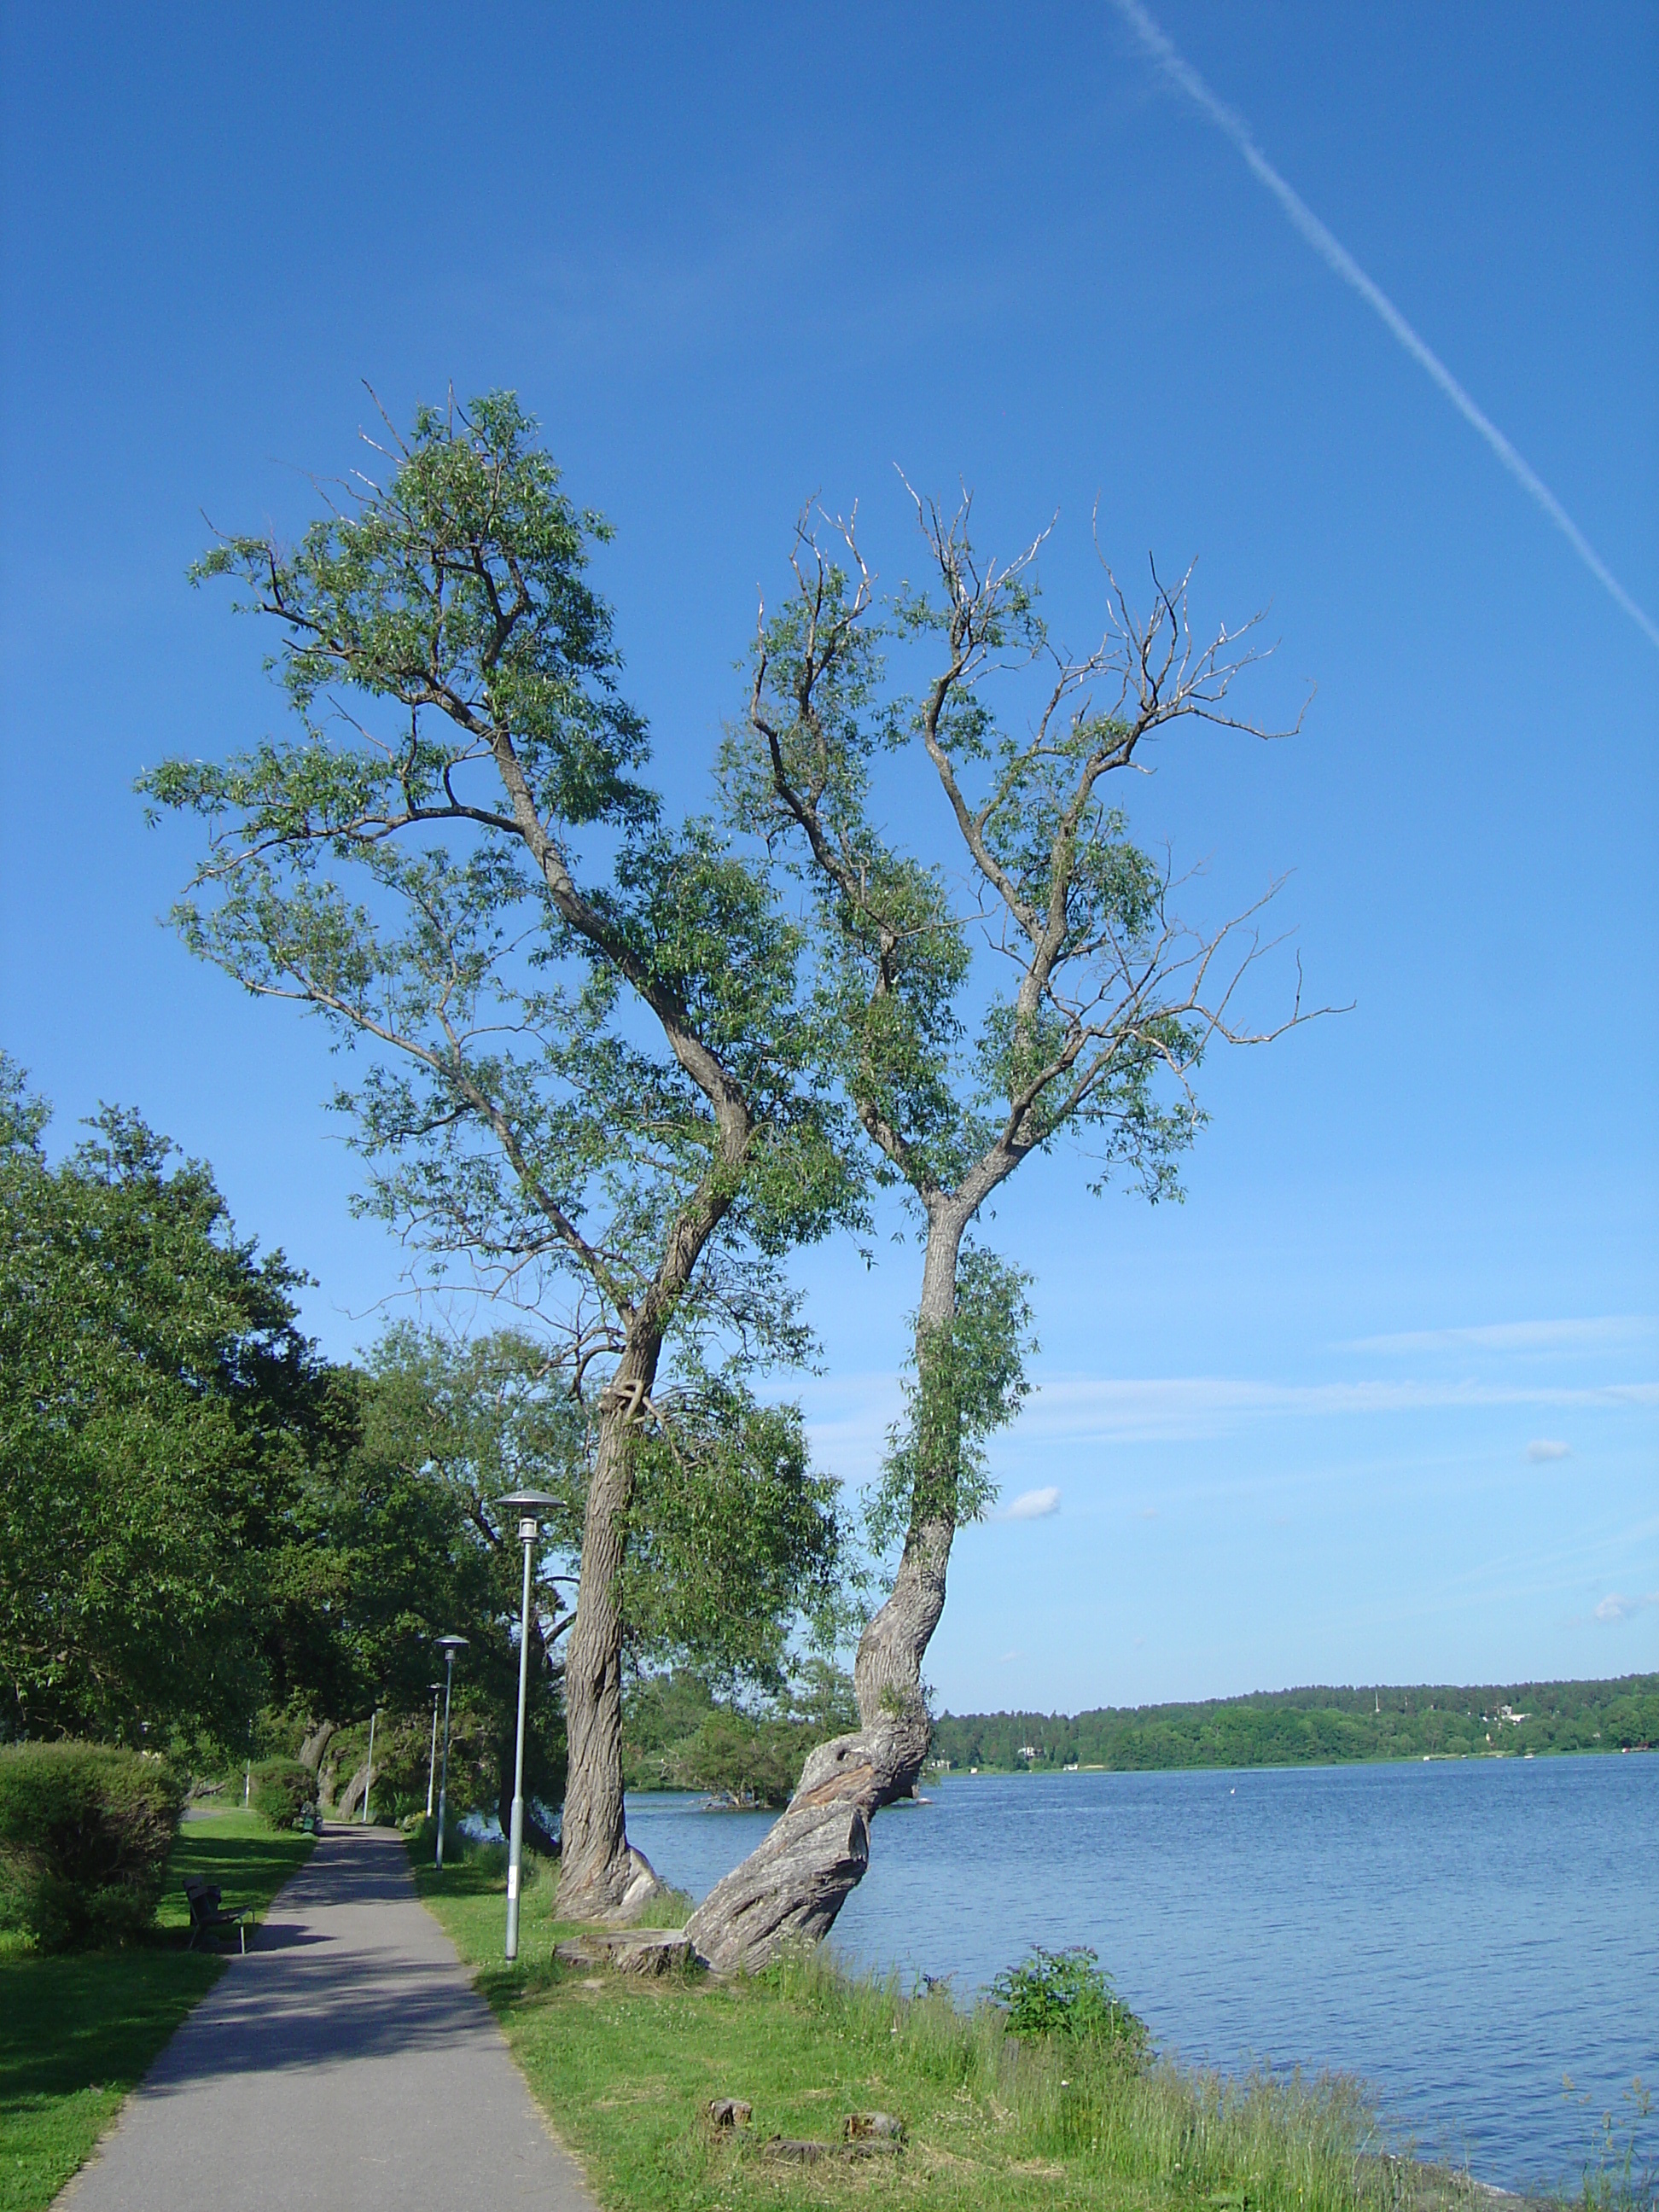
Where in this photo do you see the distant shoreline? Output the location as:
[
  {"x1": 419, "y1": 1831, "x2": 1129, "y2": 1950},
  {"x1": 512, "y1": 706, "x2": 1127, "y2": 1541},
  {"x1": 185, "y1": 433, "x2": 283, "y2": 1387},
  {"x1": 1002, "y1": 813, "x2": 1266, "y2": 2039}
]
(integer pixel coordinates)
[
  {"x1": 621, "y1": 1672, "x2": 1657, "y2": 1798},
  {"x1": 930, "y1": 1742, "x2": 1656, "y2": 1778},
  {"x1": 926, "y1": 1671, "x2": 1658, "y2": 1778}
]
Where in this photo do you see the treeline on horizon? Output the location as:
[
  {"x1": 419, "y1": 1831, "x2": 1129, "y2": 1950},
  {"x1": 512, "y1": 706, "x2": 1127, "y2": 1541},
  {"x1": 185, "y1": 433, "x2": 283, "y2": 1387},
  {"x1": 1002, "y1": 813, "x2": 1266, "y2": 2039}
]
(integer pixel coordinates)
[{"x1": 928, "y1": 1674, "x2": 1659, "y2": 1772}]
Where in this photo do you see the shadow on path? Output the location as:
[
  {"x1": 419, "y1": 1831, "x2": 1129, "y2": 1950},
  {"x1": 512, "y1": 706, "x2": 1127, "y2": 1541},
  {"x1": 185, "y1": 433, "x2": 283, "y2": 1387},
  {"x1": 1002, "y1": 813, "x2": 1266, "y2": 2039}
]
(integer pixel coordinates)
[{"x1": 60, "y1": 1827, "x2": 594, "y2": 2212}]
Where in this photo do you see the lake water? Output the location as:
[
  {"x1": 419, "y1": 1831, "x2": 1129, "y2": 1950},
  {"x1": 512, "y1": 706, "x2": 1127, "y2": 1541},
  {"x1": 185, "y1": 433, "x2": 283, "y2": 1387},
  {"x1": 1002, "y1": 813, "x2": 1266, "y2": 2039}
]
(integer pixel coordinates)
[{"x1": 625, "y1": 1754, "x2": 1658, "y2": 2193}]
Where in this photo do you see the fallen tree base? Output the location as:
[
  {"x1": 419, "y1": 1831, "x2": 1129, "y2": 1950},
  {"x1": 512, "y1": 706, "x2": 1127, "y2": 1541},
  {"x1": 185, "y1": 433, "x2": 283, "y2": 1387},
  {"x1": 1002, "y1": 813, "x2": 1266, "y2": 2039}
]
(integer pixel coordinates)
[{"x1": 553, "y1": 1928, "x2": 702, "y2": 1977}]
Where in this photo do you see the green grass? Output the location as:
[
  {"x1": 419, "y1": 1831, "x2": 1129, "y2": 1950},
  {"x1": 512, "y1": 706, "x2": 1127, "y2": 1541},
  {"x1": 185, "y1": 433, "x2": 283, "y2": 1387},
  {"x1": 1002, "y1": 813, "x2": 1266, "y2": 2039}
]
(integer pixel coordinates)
[
  {"x1": 411, "y1": 1842, "x2": 1534, "y2": 2212},
  {"x1": 0, "y1": 1807, "x2": 313, "y2": 2212}
]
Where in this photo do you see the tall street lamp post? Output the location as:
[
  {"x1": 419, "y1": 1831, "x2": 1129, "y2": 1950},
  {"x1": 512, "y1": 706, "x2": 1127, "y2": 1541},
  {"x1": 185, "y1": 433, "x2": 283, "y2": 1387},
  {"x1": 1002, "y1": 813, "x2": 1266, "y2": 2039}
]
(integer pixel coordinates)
[
  {"x1": 496, "y1": 1489, "x2": 560, "y2": 1963},
  {"x1": 434, "y1": 1635, "x2": 469, "y2": 1869},
  {"x1": 424, "y1": 1683, "x2": 443, "y2": 1819},
  {"x1": 360, "y1": 1706, "x2": 377, "y2": 1825}
]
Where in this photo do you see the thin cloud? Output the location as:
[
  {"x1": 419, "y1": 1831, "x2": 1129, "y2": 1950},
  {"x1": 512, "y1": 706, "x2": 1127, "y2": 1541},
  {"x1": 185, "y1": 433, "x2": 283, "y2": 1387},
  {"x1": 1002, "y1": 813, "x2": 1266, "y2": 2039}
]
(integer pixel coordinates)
[
  {"x1": 999, "y1": 1486, "x2": 1062, "y2": 1521},
  {"x1": 1022, "y1": 1372, "x2": 1659, "y2": 1445},
  {"x1": 803, "y1": 1354, "x2": 1657, "y2": 1475},
  {"x1": 1350, "y1": 1317, "x2": 1656, "y2": 1356},
  {"x1": 1592, "y1": 1592, "x2": 1659, "y2": 1624},
  {"x1": 1108, "y1": 0, "x2": 1659, "y2": 653},
  {"x1": 1527, "y1": 1439, "x2": 1572, "y2": 1463}
]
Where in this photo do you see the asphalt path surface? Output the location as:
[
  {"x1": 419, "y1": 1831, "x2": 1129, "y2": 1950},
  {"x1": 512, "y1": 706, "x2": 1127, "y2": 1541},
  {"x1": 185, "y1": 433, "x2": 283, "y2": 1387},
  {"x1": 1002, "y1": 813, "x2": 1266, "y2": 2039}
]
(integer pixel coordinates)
[{"x1": 59, "y1": 1825, "x2": 596, "y2": 2211}]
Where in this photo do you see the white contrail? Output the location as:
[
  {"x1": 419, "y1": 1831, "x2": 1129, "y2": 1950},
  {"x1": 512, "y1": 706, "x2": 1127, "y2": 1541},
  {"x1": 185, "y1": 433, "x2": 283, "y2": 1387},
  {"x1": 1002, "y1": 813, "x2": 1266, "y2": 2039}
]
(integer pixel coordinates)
[{"x1": 1109, "y1": 0, "x2": 1659, "y2": 653}]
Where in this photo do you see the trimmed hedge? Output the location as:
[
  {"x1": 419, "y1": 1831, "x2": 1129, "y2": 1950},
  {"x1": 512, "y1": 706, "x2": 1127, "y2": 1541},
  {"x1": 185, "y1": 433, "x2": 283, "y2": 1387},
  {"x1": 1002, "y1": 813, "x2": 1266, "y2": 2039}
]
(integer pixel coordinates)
[
  {"x1": 248, "y1": 1757, "x2": 312, "y2": 1831},
  {"x1": 0, "y1": 1740, "x2": 185, "y2": 1949}
]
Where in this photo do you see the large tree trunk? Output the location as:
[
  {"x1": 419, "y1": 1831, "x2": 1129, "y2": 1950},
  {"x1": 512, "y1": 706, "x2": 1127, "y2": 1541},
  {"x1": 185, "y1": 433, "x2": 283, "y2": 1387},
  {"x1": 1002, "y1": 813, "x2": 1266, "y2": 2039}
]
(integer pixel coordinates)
[
  {"x1": 555, "y1": 1346, "x2": 667, "y2": 1922},
  {"x1": 687, "y1": 1210, "x2": 964, "y2": 1974},
  {"x1": 297, "y1": 1719, "x2": 336, "y2": 1773},
  {"x1": 335, "y1": 1758, "x2": 370, "y2": 1821}
]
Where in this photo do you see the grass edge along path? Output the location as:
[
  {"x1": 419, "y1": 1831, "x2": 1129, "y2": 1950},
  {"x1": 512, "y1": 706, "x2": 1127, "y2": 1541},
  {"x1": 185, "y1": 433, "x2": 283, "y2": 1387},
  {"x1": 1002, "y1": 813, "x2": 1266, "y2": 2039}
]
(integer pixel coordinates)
[
  {"x1": 0, "y1": 1807, "x2": 314, "y2": 2212},
  {"x1": 410, "y1": 1835, "x2": 1565, "y2": 2212}
]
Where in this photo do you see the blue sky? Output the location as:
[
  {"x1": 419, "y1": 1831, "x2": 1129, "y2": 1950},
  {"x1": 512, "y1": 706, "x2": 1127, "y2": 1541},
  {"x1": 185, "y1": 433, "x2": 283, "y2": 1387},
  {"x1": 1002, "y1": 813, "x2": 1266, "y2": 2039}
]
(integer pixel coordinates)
[{"x1": 3, "y1": 3, "x2": 1654, "y2": 1709}]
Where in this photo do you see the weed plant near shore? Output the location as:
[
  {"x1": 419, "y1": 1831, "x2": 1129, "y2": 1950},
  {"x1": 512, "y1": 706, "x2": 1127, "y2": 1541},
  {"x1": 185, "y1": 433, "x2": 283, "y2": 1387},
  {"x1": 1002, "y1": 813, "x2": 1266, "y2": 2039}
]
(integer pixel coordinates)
[{"x1": 414, "y1": 1841, "x2": 1570, "y2": 2212}]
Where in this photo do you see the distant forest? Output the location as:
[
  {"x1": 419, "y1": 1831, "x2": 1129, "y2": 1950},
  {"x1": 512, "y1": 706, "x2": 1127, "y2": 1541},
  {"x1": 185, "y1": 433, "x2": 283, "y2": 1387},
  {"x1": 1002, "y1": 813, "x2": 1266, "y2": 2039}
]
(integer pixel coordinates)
[{"x1": 928, "y1": 1674, "x2": 1659, "y2": 1773}]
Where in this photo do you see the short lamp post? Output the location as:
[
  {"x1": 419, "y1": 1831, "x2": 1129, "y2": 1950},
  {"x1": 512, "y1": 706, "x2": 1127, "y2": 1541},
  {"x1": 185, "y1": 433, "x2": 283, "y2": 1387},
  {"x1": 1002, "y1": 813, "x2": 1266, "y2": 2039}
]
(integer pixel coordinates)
[
  {"x1": 424, "y1": 1683, "x2": 443, "y2": 1819},
  {"x1": 496, "y1": 1489, "x2": 561, "y2": 1963},
  {"x1": 434, "y1": 1635, "x2": 469, "y2": 1869}
]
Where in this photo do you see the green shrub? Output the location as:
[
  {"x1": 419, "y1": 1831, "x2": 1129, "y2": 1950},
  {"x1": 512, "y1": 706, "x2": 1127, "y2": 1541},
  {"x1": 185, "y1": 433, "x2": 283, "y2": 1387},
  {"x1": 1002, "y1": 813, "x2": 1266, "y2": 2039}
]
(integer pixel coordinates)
[
  {"x1": 248, "y1": 1757, "x2": 312, "y2": 1831},
  {"x1": 992, "y1": 1946, "x2": 1151, "y2": 2064},
  {"x1": 0, "y1": 1740, "x2": 185, "y2": 1949}
]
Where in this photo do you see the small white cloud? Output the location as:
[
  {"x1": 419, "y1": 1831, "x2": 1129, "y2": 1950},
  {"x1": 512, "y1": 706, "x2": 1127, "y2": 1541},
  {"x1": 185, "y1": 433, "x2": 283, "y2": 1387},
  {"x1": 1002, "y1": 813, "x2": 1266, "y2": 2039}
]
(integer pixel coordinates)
[
  {"x1": 1593, "y1": 1592, "x2": 1659, "y2": 1623},
  {"x1": 1138, "y1": 1505, "x2": 1159, "y2": 1520},
  {"x1": 1000, "y1": 1485, "x2": 1061, "y2": 1521},
  {"x1": 998, "y1": 1649, "x2": 1024, "y2": 1664},
  {"x1": 1527, "y1": 1439, "x2": 1572, "y2": 1462}
]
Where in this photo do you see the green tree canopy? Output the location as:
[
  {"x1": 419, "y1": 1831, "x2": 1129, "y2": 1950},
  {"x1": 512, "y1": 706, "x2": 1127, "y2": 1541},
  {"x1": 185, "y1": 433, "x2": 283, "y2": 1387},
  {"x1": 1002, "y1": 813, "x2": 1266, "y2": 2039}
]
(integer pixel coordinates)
[{"x1": 0, "y1": 1056, "x2": 333, "y2": 1745}]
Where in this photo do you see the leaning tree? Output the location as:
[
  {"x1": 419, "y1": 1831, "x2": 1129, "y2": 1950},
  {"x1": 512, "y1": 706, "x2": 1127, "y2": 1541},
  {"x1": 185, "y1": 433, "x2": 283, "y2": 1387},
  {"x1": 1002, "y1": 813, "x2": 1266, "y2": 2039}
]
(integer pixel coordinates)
[
  {"x1": 144, "y1": 393, "x2": 860, "y2": 1918},
  {"x1": 685, "y1": 494, "x2": 1321, "y2": 1970}
]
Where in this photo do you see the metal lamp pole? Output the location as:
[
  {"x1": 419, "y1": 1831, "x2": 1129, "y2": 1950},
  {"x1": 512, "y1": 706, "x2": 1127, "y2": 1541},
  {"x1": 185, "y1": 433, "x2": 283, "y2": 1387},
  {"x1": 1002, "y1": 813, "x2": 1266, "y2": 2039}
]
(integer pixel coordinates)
[
  {"x1": 497, "y1": 1489, "x2": 560, "y2": 1963},
  {"x1": 360, "y1": 1707, "x2": 377, "y2": 1825},
  {"x1": 434, "y1": 1636, "x2": 468, "y2": 1869},
  {"x1": 424, "y1": 1683, "x2": 442, "y2": 1819}
]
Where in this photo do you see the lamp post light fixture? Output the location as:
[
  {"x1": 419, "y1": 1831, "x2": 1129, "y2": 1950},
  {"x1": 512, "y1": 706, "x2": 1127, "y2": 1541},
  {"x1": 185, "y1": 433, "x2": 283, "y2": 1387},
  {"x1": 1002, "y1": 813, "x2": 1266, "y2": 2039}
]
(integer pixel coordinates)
[
  {"x1": 496, "y1": 1489, "x2": 561, "y2": 1963},
  {"x1": 424, "y1": 1683, "x2": 443, "y2": 1819},
  {"x1": 434, "y1": 1635, "x2": 469, "y2": 1869}
]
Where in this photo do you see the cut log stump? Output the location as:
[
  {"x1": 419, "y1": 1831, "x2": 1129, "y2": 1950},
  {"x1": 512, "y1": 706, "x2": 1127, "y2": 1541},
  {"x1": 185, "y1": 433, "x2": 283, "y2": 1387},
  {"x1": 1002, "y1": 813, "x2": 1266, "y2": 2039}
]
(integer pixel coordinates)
[
  {"x1": 761, "y1": 2138, "x2": 827, "y2": 2165},
  {"x1": 844, "y1": 2110, "x2": 905, "y2": 2143},
  {"x1": 553, "y1": 1927, "x2": 702, "y2": 1976},
  {"x1": 760, "y1": 2134, "x2": 901, "y2": 2165}
]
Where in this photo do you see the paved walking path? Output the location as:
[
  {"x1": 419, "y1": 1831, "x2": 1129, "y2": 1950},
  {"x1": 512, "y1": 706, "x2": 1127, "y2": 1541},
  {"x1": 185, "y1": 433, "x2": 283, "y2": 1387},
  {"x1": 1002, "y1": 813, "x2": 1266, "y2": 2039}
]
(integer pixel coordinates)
[{"x1": 60, "y1": 1825, "x2": 597, "y2": 2211}]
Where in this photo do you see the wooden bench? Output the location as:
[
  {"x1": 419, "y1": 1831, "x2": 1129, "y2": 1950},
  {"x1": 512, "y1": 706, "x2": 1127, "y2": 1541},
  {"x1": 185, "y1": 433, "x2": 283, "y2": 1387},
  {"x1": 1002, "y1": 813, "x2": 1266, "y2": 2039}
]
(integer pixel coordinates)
[{"x1": 183, "y1": 1878, "x2": 253, "y2": 1953}]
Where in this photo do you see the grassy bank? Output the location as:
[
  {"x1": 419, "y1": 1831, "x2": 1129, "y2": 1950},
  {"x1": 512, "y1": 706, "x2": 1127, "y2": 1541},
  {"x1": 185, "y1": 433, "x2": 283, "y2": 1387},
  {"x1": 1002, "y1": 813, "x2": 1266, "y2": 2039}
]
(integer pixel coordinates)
[
  {"x1": 0, "y1": 1807, "x2": 312, "y2": 2212},
  {"x1": 414, "y1": 1843, "x2": 1528, "y2": 2212}
]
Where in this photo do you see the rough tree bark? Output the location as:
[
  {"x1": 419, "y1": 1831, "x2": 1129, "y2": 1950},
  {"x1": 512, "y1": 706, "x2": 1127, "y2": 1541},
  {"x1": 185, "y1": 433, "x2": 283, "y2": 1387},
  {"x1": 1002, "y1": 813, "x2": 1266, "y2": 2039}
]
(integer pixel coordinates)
[
  {"x1": 544, "y1": 1356, "x2": 667, "y2": 1916},
  {"x1": 335, "y1": 1760, "x2": 370, "y2": 1821},
  {"x1": 297, "y1": 1719, "x2": 337, "y2": 1774},
  {"x1": 555, "y1": 1171, "x2": 746, "y2": 1919},
  {"x1": 686, "y1": 1208, "x2": 964, "y2": 1973}
]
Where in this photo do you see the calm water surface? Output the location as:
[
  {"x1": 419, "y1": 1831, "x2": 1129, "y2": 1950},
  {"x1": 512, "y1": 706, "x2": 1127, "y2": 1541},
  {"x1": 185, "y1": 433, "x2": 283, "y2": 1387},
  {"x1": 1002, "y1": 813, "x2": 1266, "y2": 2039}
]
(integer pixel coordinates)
[{"x1": 626, "y1": 1754, "x2": 1658, "y2": 2192}]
